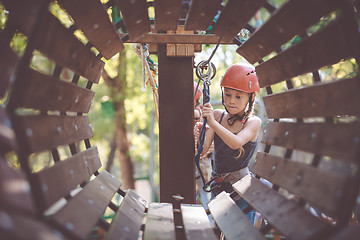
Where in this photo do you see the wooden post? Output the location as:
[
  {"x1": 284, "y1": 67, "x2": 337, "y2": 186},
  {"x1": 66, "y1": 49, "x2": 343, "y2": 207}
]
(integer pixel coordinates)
[{"x1": 158, "y1": 44, "x2": 195, "y2": 204}]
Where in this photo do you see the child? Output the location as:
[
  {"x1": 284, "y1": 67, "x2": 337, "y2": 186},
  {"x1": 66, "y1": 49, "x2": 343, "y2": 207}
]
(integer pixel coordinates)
[{"x1": 201, "y1": 63, "x2": 261, "y2": 223}]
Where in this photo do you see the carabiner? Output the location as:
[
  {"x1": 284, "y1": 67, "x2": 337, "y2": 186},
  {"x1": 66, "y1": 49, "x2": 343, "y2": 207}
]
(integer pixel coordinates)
[{"x1": 195, "y1": 60, "x2": 216, "y2": 84}]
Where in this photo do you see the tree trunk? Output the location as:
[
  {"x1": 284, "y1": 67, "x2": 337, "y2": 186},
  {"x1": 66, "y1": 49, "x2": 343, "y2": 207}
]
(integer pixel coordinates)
[
  {"x1": 102, "y1": 47, "x2": 135, "y2": 190},
  {"x1": 105, "y1": 132, "x2": 117, "y2": 172}
]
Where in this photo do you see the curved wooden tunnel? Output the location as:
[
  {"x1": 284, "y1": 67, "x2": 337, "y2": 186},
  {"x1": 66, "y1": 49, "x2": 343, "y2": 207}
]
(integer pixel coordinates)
[{"x1": 0, "y1": 0, "x2": 360, "y2": 239}]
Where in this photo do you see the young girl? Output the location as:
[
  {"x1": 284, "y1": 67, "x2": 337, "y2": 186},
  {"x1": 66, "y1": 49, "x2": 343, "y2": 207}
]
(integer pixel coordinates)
[{"x1": 201, "y1": 63, "x2": 261, "y2": 222}]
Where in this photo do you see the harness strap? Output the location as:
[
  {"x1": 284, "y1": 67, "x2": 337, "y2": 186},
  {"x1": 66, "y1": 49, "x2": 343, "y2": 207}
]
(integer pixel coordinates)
[{"x1": 203, "y1": 167, "x2": 250, "y2": 192}]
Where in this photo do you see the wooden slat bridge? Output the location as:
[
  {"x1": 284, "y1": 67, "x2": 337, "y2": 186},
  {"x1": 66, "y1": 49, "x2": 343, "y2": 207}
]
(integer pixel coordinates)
[{"x1": 0, "y1": 0, "x2": 360, "y2": 239}]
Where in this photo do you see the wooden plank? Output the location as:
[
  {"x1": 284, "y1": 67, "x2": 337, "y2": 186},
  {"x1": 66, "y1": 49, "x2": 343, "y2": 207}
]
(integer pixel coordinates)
[
  {"x1": 208, "y1": 192, "x2": 264, "y2": 240},
  {"x1": 329, "y1": 226, "x2": 360, "y2": 240},
  {"x1": 0, "y1": 159, "x2": 35, "y2": 214},
  {"x1": 180, "y1": 204, "x2": 218, "y2": 240},
  {"x1": 10, "y1": 68, "x2": 95, "y2": 114},
  {"x1": 184, "y1": 0, "x2": 222, "y2": 31},
  {"x1": 143, "y1": 202, "x2": 176, "y2": 240},
  {"x1": 33, "y1": 12, "x2": 104, "y2": 84},
  {"x1": 154, "y1": 0, "x2": 182, "y2": 31},
  {"x1": 0, "y1": 210, "x2": 67, "y2": 240},
  {"x1": 212, "y1": 0, "x2": 265, "y2": 42},
  {"x1": 14, "y1": 115, "x2": 93, "y2": 155},
  {"x1": 253, "y1": 152, "x2": 353, "y2": 218},
  {"x1": 106, "y1": 190, "x2": 146, "y2": 240},
  {"x1": 34, "y1": 147, "x2": 102, "y2": 211},
  {"x1": 237, "y1": 0, "x2": 340, "y2": 64},
  {"x1": 233, "y1": 175, "x2": 331, "y2": 240},
  {"x1": 113, "y1": 0, "x2": 151, "y2": 42},
  {"x1": 58, "y1": 0, "x2": 124, "y2": 60},
  {"x1": 262, "y1": 76, "x2": 360, "y2": 119},
  {"x1": 256, "y1": 14, "x2": 360, "y2": 88},
  {"x1": 261, "y1": 121, "x2": 360, "y2": 162},
  {"x1": 167, "y1": 26, "x2": 194, "y2": 57},
  {"x1": 0, "y1": 45, "x2": 18, "y2": 98},
  {"x1": 0, "y1": 107, "x2": 16, "y2": 153},
  {"x1": 51, "y1": 171, "x2": 121, "y2": 240},
  {"x1": 119, "y1": 32, "x2": 236, "y2": 44},
  {"x1": 1, "y1": 0, "x2": 48, "y2": 36}
]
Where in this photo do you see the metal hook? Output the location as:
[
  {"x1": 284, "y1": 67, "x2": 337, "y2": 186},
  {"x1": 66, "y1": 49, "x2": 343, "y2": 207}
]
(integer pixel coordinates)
[{"x1": 195, "y1": 60, "x2": 216, "y2": 84}]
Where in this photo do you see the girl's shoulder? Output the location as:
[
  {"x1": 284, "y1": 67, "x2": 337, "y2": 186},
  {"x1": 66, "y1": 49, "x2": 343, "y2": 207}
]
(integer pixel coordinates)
[
  {"x1": 248, "y1": 115, "x2": 261, "y2": 123},
  {"x1": 246, "y1": 115, "x2": 262, "y2": 129},
  {"x1": 213, "y1": 109, "x2": 225, "y2": 122}
]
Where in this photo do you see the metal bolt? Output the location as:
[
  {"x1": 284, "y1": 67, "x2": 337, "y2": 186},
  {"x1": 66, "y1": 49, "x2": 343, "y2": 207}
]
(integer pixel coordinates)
[
  {"x1": 4, "y1": 119, "x2": 11, "y2": 128},
  {"x1": 65, "y1": 222, "x2": 74, "y2": 230},
  {"x1": 41, "y1": 184, "x2": 48, "y2": 192},
  {"x1": 26, "y1": 128, "x2": 33, "y2": 137},
  {"x1": 336, "y1": 190, "x2": 343, "y2": 198},
  {"x1": 0, "y1": 212, "x2": 13, "y2": 229},
  {"x1": 296, "y1": 174, "x2": 302, "y2": 182}
]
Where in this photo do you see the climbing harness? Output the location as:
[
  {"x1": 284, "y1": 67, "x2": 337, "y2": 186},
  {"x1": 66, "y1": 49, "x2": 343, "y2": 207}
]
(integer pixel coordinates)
[{"x1": 133, "y1": 43, "x2": 159, "y2": 123}]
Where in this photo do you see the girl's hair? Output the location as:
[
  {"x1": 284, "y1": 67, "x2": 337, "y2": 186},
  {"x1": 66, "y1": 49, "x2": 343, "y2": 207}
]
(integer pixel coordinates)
[{"x1": 234, "y1": 93, "x2": 255, "y2": 159}]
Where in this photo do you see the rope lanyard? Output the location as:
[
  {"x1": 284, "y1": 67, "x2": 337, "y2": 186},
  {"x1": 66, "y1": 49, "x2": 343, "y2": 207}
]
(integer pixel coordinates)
[
  {"x1": 194, "y1": 60, "x2": 215, "y2": 189},
  {"x1": 194, "y1": 32, "x2": 225, "y2": 192},
  {"x1": 134, "y1": 43, "x2": 159, "y2": 123}
]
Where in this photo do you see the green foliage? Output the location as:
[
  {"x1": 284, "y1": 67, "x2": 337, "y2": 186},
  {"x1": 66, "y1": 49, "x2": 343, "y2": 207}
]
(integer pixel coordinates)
[{"x1": 0, "y1": 2, "x2": 8, "y2": 30}]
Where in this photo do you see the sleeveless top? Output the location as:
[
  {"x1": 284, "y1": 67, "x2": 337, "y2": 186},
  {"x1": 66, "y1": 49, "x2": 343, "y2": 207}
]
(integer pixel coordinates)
[{"x1": 212, "y1": 112, "x2": 257, "y2": 174}]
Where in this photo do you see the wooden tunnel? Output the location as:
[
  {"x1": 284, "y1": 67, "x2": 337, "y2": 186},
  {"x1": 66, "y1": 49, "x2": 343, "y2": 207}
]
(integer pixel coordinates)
[{"x1": 1, "y1": 0, "x2": 360, "y2": 239}]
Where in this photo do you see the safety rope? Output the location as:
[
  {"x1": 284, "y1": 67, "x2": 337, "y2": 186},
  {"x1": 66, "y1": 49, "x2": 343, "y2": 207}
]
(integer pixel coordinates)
[
  {"x1": 194, "y1": 60, "x2": 215, "y2": 192},
  {"x1": 194, "y1": 31, "x2": 225, "y2": 192},
  {"x1": 133, "y1": 43, "x2": 159, "y2": 123}
]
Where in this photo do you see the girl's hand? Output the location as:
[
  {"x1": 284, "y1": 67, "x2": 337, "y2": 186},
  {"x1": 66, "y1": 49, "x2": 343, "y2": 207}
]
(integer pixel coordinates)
[{"x1": 202, "y1": 102, "x2": 215, "y2": 126}]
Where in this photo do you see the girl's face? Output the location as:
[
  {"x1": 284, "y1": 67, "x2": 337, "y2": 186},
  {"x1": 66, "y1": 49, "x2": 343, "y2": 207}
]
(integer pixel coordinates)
[{"x1": 223, "y1": 88, "x2": 250, "y2": 115}]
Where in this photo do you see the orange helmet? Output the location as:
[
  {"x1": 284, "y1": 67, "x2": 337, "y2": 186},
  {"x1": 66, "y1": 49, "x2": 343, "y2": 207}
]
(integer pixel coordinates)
[
  {"x1": 194, "y1": 82, "x2": 202, "y2": 106},
  {"x1": 220, "y1": 63, "x2": 260, "y2": 93}
]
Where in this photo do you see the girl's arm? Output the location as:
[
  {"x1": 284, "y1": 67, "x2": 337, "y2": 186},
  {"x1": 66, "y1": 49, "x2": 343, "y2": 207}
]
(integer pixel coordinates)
[
  {"x1": 201, "y1": 123, "x2": 214, "y2": 156},
  {"x1": 203, "y1": 103, "x2": 261, "y2": 150}
]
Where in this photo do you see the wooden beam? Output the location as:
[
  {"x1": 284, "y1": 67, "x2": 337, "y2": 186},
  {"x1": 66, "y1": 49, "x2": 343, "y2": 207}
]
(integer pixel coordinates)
[
  {"x1": 158, "y1": 44, "x2": 195, "y2": 204},
  {"x1": 119, "y1": 33, "x2": 235, "y2": 44}
]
